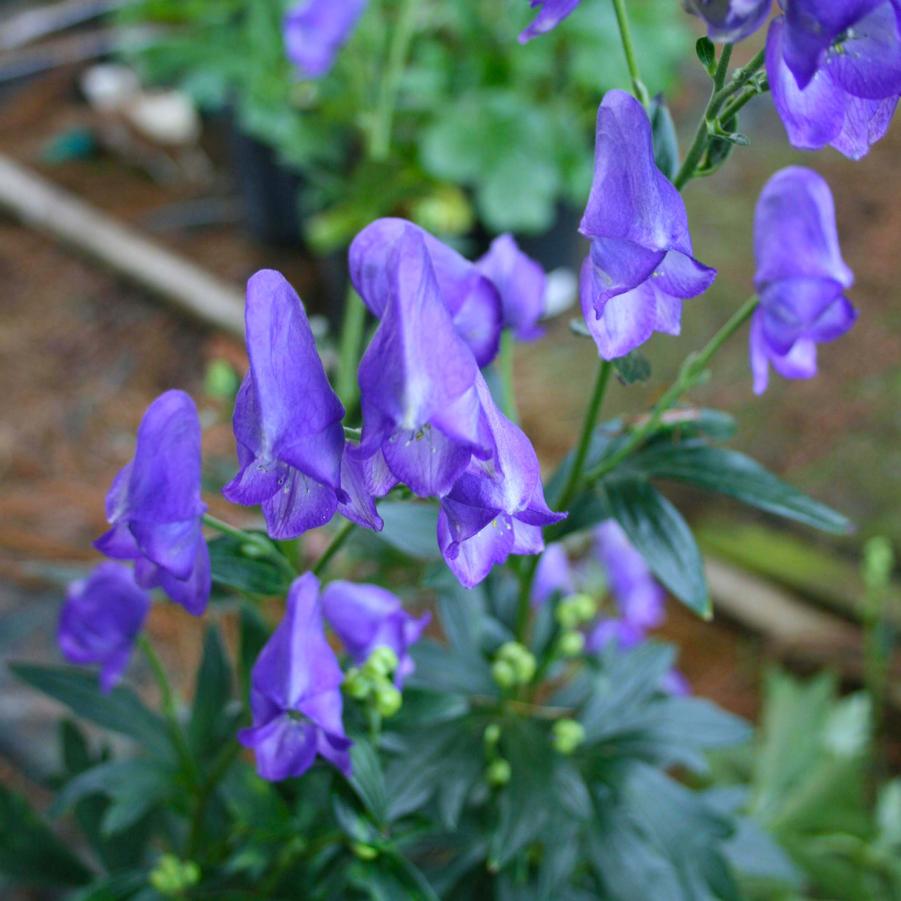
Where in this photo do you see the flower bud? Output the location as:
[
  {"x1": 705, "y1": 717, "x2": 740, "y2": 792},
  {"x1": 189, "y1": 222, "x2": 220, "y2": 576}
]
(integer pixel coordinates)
[
  {"x1": 374, "y1": 683, "x2": 402, "y2": 718},
  {"x1": 352, "y1": 842, "x2": 379, "y2": 861},
  {"x1": 497, "y1": 642, "x2": 536, "y2": 684},
  {"x1": 552, "y1": 718, "x2": 586, "y2": 755},
  {"x1": 491, "y1": 659, "x2": 517, "y2": 689},
  {"x1": 484, "y1": 723, "x2": 502, "y2": 748},
  {"x1": 149, "y1": 855, "x2": 201, "y2": 896},
  {"x1": 343, "y1": 667, "x2": 371, "y2": 700},
  {"x1": 486, "y1": 758, "x2": 511, "y2": 787},
  {"x1": 556, "y1": 593, "x2": 595, "y2": 629},
  {"x1": 558, "y1": 630, "x2": 585, "y2": 658},
  {"x1": 364, "y1": 646, "x2": 399, "y2": 678}
]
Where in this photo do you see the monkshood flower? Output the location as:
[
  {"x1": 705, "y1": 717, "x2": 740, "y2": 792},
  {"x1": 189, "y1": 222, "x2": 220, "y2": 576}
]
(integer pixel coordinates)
[
  {"x1": 586, "y1": 520, "x2": 665, "y2": 652},
  {"x1": 579, "y1": 90, "x2": 717, "y2": 359},
  {"x1": 58, "y1": 563, "x2": 150, "y2": 692},
  {"x1": 321, "y1": 581, "x2": 430, "y2": 687},
  {"x1": 519, "y1": 0, "x2": 582, "y2": 43},
  {"x1": 353, "y1": 228, "x2": 496, "y2": 498},
  {"x1": 476, "y1": 234, "x2": 547, "y2": 340},
  {"x1": 766, "y1": 2, "x2": 901, "y2": 158},
  {"x1": 95, "y1": 390, "x2": 210, "y2": 616},
  {"x1": 750, "y1": 166, "x2": 857, "y2": 393},
  {"x1": 284, "y1": 0, "x2": 368, "y2": 79},
  {"x1": 438, "y1": 375, "x2": 565, "y2": 588},
  {"x1": 350, "y1": 218, "x2": 503, "y2": 366},
  {"x1": 224, "y1": 270, "x2": 359, "y2": 539},
  {"x1": 684, "y1": 0, "x2": 772, "y2": 42},
  {"x1": 532, "y1": 542, "x2": 575, "y2": 605},
  {"x1": 238, "y1": 573, "x2": 351, "y2": 781}
]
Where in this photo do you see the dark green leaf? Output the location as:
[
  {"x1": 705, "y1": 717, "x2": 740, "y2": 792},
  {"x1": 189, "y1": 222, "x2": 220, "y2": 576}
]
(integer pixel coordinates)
[
  {"x1": 239, "y1": 602, "x2": 270, "y2": 696},
  {"x1": 408, "y1": 640, "x2": 495, "y2": 695},
  {"x1": 68, "y1": 871, "x2": 148, "y2": 901},
  {"x1": 208, "y1": 534, "x2": 294, "y2": 596},
  {"x1": 10, "y1": 664, "x2": 171, "y2": 758},
  {"x1": 695, "y1": 36, "x2": 716, "y2": 73},
  {"x1": 649, "y1": 95, "x2": 679, "y2": 180},
  {"x1": 349, "y1": 740, "x2": 389, "y2": 826},
  {"x1": 630, "y1": 442, "x2": 852, "y2": 534},
  {"x1": 612, "y1": 351, "x2": 652, "y2": 386},
  {"x1": 604, "y1": 479, "x2": 709, "y2": 615},
  {"x1": 189, "y1": 626, "x2": 234, "y2": 755},
  {"x1": 376, "y1": 502, "x2": 441, "y2": 560},
  {"x1": 0, "y1": 784, "x2": 92, "y2": 887}
]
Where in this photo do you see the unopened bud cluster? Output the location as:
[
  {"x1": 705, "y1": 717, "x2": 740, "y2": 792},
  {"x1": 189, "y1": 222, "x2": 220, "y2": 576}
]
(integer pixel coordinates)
[
  {"x1": 491, "y1": 641, "x2": 536, "y2": 689},
  {"x1": 554, "y1": 593, "x2": 596, "y2": 658},
  {"x1": 344, "y1": 646, "x2": 403, "y2": 718}
]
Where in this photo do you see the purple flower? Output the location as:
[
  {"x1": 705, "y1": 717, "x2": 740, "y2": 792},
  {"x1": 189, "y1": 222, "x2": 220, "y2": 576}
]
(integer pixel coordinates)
[
  {"x1": 437, "y1": 375, "x2": 565, "y2": 588},
  {"x1": 321, "y1": 581, "x2": 430, "y2": 687},
  {"x1": 95, "y1": 390, "x2": 210, "y2": 616},
  {"x1": 58, "y1": 563, "x2": 150, "y2": 692},
  {"x1": 350, "y1": 218, "x2": 503, "y2": 366},
  {"x1": 766, "y1": 3, "x2": 901, "y2": 159},
  {"x1": 579, "y1": 90, "x2": 716, "y2": 359},
  {"x1": 685, "y1": 0, "x2": 772, "y2": 42},
  {"x1": 519, "y1": 0, "x2": 582, "y2": 43},
  {"x1": 750, "y1": 166, "x2": 857, "y2": 393},
  {"x1": 238, "y1": 573, "x2": 350, "y2": 781},
  {"x1": 223, "y1": 270, "x2": 353, "y2": 540},
  {"x1": 353, "y1": 226, "x2": 496, "y2": 498},
  {"x1": 532, "y1": 543, "x2": 574, "y2": 606},
  {"x1": 476, "y1": 234, "x2": 547, "y2": 340},
  {"x1": 587, "y1": 520, "x2": 665, "y2": 651},
  {"x1": 284, "y1": 0, "x2": 368, "y2": 79}
]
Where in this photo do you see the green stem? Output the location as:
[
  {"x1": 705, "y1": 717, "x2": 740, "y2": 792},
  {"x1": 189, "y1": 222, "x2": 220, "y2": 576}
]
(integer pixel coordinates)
[
  {"x1": 610, "y1": 0, "x2": 648, "y2": 104},
  {"x1": 673, "y1": 46, "x2": 765, "y2": 190},
  {"x1": 138, "y1": 635, "x2": 199, "y2": 789},
  {"x1": 336, "y1": 287, "x2": 367, "y2": 412},
  {"x1": 187, "y1": 740, "x2": 243, "y2": 859},
  {"x1": 202, "y1": 513, "x2": 250, "y2": 543},
  {"x1": 312, "y1": 520, "x2": 356, "y2": 577},
  {"x1": 498, "y1": 330, "x2": 519, "y2": 423},
  {"x1": 583, "y1": 295, "x2": 759, "y2": 485},
  {"x1": 370, "y1": 0, "x2": 418, "y2": 160},
  {"x1": 202, "y1": 513, "x2": 297, "y2": 579}
]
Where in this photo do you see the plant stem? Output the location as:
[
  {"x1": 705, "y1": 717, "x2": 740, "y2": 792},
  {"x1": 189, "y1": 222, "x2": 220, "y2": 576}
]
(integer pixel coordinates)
[
  {"x1": 187, "y1": 740, "x2": 243, "y2": 859},
  {"x1": 138, "y1": 635, "x2": 199, "y2": 789},
  {"x1": 610, "y1": 0, "x2": 648, "y2": 104},
  {"x1": 312, "y1": 520, "x2": 356, "y2": 577},
  {"x1": 583, "y1": 294, "x2": 759, "y2": 485},
  {"x1": 498, "y1": 330, "x2": 519, "y2": 423},
  {"x1": 202, "y1": 513, "x2": 297, "y2": 579},
  {"x1": 202, "y1": 513, "x2": 251, "y2": 543},
  {"x1": 370, "y1": 0, "x2": 418, "y2": 160},
  {"x1": 674, "y1": 46, "x2": 765, "y2": 190},
  {"x1": 337, "y1": 287, "x2": 367, "y2": 412}
]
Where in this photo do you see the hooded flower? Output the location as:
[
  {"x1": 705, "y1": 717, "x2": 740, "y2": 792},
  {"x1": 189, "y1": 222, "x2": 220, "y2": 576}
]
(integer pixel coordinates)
[
  {"x1": 238, "y1": 573, "x2": 351, "y2": 781},
  {"x1": 437, "y1": 375, "x2": 565, "y2": 588},
  {"x1": 684, "y1": 0, "x2": 772, "y2": 42},
  {"x1": 95, "y1": 390, "x2": 210, "y2": 616},
  {"x1": 353, "y1": 227, "x2": 496, "y2": 498},
  {"x1": 532, "y1": 543, "x2": 575, "y2": 605},
  {"x1": 519, "y1": 0, "x2": 582, "y2": 42},
  {"x1": 350, "y1": 218, "x2": 503, "y2": 366},
  {"x1": 284, "y1": 0, "x2": 368, "y2": 79},
  {"x1": 750, "y1": 166, "x2": 857, "y2": 393},
  {"x1": 321, "y1": 581, "x2": 430, "y2": 687},
  {"x1": 766, "y1": 2, "x2": 901, "y2": 159},
  {"x1": 476, "y1": 234, "x2": 547, "y2": 340},
  {"x1": 58, "y1": 563, "x2": 150, "y2": 692},
  {"x1": 224, "y1": 270, "x2": 356, "y2": 540},
  {"x1": 579, "y1": 90, "x2": 717, "y2": 359}
]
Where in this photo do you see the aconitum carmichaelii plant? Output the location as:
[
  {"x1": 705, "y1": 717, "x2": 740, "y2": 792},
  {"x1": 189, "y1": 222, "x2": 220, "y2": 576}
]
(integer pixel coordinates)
[
  {"x1": 58, "y1": 562, "x2": 150, "y2": 692},
  {"x1": 766, "y1": 1, "x2": 901, "y2": 158},
  {"x1": 579, "y1": 90, "x2": 717, "y2": 359},
  {"x1": 321, "y1": 581, "x2": 430, "y2": 687},
  {"x1": 749, "y1": 166, "x2": 857, "y2": 393},
  {"x1": 238, "y1": 573, "x2": 352, "y2": 781},
  {"x1": 95, "y1": 389, "x2": 210, "y2": 615},
  {"x1": 284, "y1": 0, "x2": 368, "y2": 79}
]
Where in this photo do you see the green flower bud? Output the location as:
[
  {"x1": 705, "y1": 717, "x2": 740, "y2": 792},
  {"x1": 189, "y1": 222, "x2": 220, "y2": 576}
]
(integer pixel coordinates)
[
  {"x1": 491, "y1": 659, "x2": 517, "y2": 689},
  {"x1": 558, "y1": 630, "x2": 585, "y2": 658},
  {"x1": 572, "y1": 593, "x2": 597, "y2": 622},
  {"x1": 863, "y1": 536, "x2": 894, "y2": 591},
  {"x1": 374, "y1": 683, "x2": 402, "y2": 718},
  {"x1": 484, "y1": 723, "x2": 502, "y2": 748},
  {"x1": 497, "y1": 642, "x2": 536, "y2": 684},
  {"x1": 364, "y1": 646, "x2": 399, "y2": 678},
  {"x1": 552, "y1": 718, "x2": 586, "y2": 755},
  {"x1": 351, "y1": 842, "x2": 379, "y2": 861},
  {"x1": 486, "y1": 758, "x2": 512, "y2": 787},
  {"x1": 343, "y1": 667, "x2": 371, "y2": 700},
  {"x1": 149, "y1": 855, "x2": 201, "y2": 896},
  {"x1": 204, "y1": 358, "x2": 239, "y2": 400}
]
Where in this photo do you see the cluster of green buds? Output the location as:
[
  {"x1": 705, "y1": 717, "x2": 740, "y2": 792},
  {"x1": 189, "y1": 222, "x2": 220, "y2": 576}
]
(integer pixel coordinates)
[
  {"x1": 149, "y1": 855, "x2": 200, "y2": 897},
  {"x1": 491, "y1": 641, "x2": 536, "y2": 689},
  {"x1": 483, "y1": 723, "x2": 511, "y2": 787},
  {"x1": 552, "y1": 718, "x2": 586, "y2": 756},
  {"x1": 554, "y1": 593, "x2": 597, "y2": 658},
  {"x1": 344, "y1": 647, "x2": 403, "y2": 718}
]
